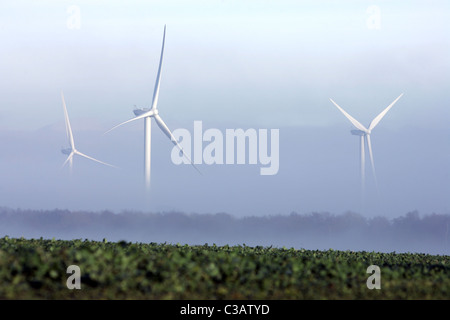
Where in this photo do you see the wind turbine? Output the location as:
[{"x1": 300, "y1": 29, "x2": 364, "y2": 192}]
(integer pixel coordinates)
[
  {"x1": 61, "y1": 91, "x2": 115, "y2": 172},
  {"x1": 105, "y1": 25, "x2": 198, "y2": 190},
  {"x1": 329, "y1": 93, "x2": 403, "y2": 191}
]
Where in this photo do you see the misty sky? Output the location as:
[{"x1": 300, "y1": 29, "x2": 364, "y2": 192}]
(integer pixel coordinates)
[{"x1": 0, "y1": 1, "x2": 449, "y2": 219}]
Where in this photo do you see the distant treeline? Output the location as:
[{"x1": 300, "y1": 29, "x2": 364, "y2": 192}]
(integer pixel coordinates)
[{"x1": 0, "y1": 207, "x2": 449, "y2": 255}]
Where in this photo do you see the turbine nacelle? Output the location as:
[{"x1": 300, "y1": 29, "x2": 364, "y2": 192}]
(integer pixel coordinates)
[
  {"x1": 61, "y1": 147, "x2": 73, "y2": 155},
  {"x1": 133, "y1": 108, "x2": 158, "y2": 118},
  {"x1": 351, "y1": 130, "x2": 367, "y2": 136},
  {"x1": 133, "y1": 107, "x2": 151, "y2": 116}
]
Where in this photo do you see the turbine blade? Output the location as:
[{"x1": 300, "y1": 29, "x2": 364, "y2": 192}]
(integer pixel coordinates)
[
  {"x1": 61, "y1": 91, "x2": 75, "y2": 150},
  {"x1": 330, "y1": 98, "x2": 368, "y2": 133},
  {"x1": 368, "y1": 93, "x2": 403, "y2": 131},
  {"x1": 74, "y1": 150, "x2": 117, "y2": 168},
  {"x1": 154, "y1": 114, "x2": 201, "y2": 174},
  {"x1": 366, "y1": 134, "x2": 378, "y2": 190},
  {"x1": 62, "y1": 152, "x2": 74, "y2": 169},
  {"x1": 105, "y1": 111, "x2": 155, "y2": 134},
  {"x1": 151, "y1": 25, "x2": 166, "y2": 111}
]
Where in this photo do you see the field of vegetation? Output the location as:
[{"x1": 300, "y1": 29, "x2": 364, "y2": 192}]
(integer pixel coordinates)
[{"x1": 0, "y1": 236, "x2": 449, "y2": 299}]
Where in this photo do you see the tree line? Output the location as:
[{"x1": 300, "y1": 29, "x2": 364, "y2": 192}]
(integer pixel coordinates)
[{"x1": 0, "y1": 207, "x2": 449, "y2": 255}]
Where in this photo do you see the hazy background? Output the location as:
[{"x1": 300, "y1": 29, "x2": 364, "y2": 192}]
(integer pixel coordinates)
[
  {"x1": 2, "y1": 209, "x2": 450, "y2": 255},
  {"x1": 0, "y1": 1, "x2": 449, "y2": 250}
]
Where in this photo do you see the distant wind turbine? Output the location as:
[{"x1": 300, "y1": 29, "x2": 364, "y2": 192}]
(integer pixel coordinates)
[
  {"x1": 329, "y1": 93, "x2": 403, "y2": 191},
  {"x1": 105, "y1": 25, "x2": 199, "y2": 190},
  {"x1": 61, "y1": 91, "x2": 115, "y2": 172}
]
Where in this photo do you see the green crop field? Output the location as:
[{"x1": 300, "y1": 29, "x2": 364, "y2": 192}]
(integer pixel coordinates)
[{"x1": 0, "y1": 236, "x2": 449, "y2": 299}]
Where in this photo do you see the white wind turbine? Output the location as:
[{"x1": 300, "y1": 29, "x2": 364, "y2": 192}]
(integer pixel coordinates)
[
  {"x1": 105, "y1": 25, "x2": 198, "y2": 190},
  {"x1": 329, "y1": 93, "x2": 403, "y2": 191},
  {"x1": 61, "y1": 91, "x2": 115, "y2": 172}
]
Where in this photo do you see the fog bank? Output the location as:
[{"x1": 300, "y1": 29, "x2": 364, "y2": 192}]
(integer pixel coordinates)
[{"x1": 1, "y1": 208, "x2": 449, "y2": 255}]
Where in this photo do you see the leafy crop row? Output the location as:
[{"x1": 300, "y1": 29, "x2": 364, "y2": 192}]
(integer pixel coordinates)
[{"x1": 0, "y1": 236, "x2": 449, "y2": 299}]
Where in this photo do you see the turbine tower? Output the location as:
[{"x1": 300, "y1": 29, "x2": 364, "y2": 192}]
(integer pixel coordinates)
[
  {"x1": 61, "y1": 91, "x2": 115, "y2": 172},
  {"x1": 106, "y1": 25, "x2": 198, "y2": 190},
  {"x1": 329, "y1": 93, "x2": 403, "y2": 192}
]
